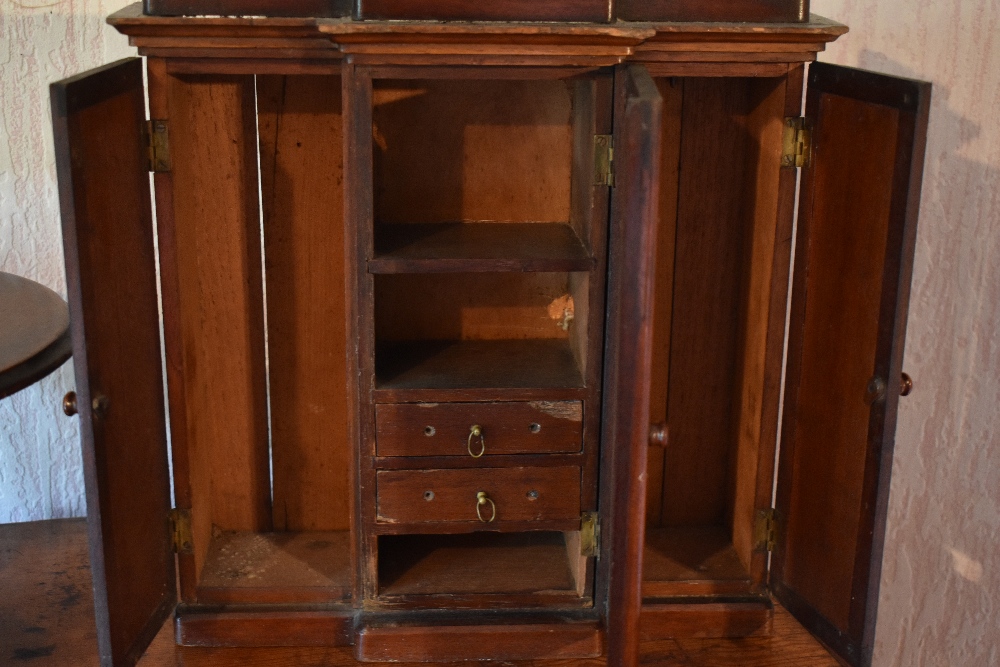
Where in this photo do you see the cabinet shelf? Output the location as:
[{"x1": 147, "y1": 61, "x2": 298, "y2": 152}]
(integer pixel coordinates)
[
  {"x1": 370, "y1": 223, "x2": 594, "y2": 274},
  {"x1": 375, "y1": 339, "x2": 584, "y2": 391}
]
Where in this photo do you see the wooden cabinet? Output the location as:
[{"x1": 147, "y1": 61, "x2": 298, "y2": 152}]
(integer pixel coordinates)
[{"x1": 50, "y1": 6, "x2": 929, "y2": 667}]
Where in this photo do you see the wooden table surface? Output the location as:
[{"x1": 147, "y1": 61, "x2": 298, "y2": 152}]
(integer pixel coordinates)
[
  {"x1": 0, "y1": 272, "x2": 72, "y2": 399},
  {"x1": 0, "y1": 519, "x2": 843, "y2": 666}
]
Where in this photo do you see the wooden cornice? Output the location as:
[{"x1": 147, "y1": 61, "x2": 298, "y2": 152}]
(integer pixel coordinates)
[{"x1": 108, "y1": 2, "x2": 846, "y2": 68}]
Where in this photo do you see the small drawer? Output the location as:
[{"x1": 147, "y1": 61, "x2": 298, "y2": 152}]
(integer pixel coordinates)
[
  {"x1": 376, "y1": 467, "x2": 580, "y2": 526},
  {"x1": 376, "y1": 401, "x2": 583, "y2": 458}
]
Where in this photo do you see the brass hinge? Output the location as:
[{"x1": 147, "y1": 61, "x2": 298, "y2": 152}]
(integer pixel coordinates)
[
  {"x1": 145, "y1": 119, "x2": 172, "y2": 173},
  {"x1": 580, "y1": 512, "x2": 601, "y2": 558},
  {"x1": 754, "y1": 508, "x2": 779, "y2": 552},
  {"x1": 781, "y1": 117, "x2": 812, "y2": 168},
  {"x1": 169, "y1": 508, "x2": 193, "y2": 555},
  {"x1": 594, "y1": 134, "x2": 614, "y2": 187}
]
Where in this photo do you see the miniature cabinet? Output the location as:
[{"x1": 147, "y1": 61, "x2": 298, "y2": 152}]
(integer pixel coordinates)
[{"x1": 51, "y1": 4, "x2": 929, "y2": 667}]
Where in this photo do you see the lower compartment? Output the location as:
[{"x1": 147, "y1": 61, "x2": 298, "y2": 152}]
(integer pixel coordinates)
[
  {"x1": 643, "y1": 525, "x2": 755, "y2": 598},
  {"x1": 196, "y1": 530, "x2": 351, "y2": 604},
  {"x1": 377, "y1": 531, "x2": 591, "y2": 606}
]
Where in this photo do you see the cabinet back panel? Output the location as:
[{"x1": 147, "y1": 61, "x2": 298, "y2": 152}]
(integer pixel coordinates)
[
  {"x1": 372, "y1": 79, "x2": 573, "y2": 224},
  {"x1": 658, "y1": 78, "x2": 757, "y2": 528},
  {"x1": 167, "y1": 74, "x2": 271, "y2": 576},
  {"x1": 257, "y1": 74, "x2": 351, "y2": 533},
  {"x1": 374, "y1": 273, "x2": 575, "y2": 342}
]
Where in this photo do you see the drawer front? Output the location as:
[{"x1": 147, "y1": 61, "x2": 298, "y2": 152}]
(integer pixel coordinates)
[
  {"x1": 376, "y1": 467, "x2": 580, "y2": 525},
  {"x1": 376, "y1": 401, "x2": 583, "y2": 458}
]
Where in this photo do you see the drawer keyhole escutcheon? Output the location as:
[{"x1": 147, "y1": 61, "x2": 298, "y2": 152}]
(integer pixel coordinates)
[
  {"x1": 529, "y1": 423, "x2": 541, "y2": 434},
  {"x1": 423, "y1": 490, "x2": 435, "y2": 501},
  {"x1": 468, "y1": 425, "x2": 485, "y2": 458},
  {"x1": 424, "y1": 426, "x2": 436, "y2": 437},
  {"x1": 527, "y1": 490, "x2": 539, "y2": 501},
  {"x1": 476, "y1": 491, "x2": 496, "y2": 523}
]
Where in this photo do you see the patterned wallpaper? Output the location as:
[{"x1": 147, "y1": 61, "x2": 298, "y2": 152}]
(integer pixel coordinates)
[
  {"x1": 0, "y1": 1, "x2": 996, "y2": 664},
  {"x1": 812, "y1": 2, "x2": 1000, "y2": 665}
]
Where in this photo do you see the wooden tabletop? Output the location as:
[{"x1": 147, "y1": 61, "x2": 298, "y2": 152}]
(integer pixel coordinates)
[
  {"x1": 0, "y1": 272, "x2": 72, "y2": 399},
  {"x1": 0, "y1": 518, "x2": 842, "y2": 666}
]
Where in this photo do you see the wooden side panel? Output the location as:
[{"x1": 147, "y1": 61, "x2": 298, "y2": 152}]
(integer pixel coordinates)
[
  {"x1": 51, "y1": 58, "x2": 175, "y2": 667},
  {"x1": 601, "y1": 64, "x2": 662, "y2": 667},
  {"x1": 661, "y1": 78, "x2": 753, "y2": 527},
  {"x1": 728, "y1": 75, "x2": 794, "y2": 575},
  {"x1": 166, "y1": 73, "x2": 271, "y2": 574},
  {"x1": 774, "y1": 63, "x2": 931, "y2": 667},
  {"x1": 257, "y1": 74, "x2": 350, "y2": 533},
  {"x1": 645, "y1": 77, "x2": 683, "y2": 529},
  {"x1": 372, "y1": 78, "x2": 573, "y2": 225}
]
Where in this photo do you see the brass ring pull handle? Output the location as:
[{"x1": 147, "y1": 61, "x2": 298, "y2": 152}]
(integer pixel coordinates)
[
  {"x1": 476, "y1": 491, "x2": 496, "y2": 523},
  {"x1": 467, "y1": 425, "x2": 485, "y2": 458},
  {"x1": 901, "y1": 372, "x2": 913, "y2": 397}
]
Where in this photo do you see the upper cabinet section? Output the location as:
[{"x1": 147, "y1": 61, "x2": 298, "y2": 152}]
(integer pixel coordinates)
[
  {"x1": 109, "y1": 4, "x2": 847, "y2": 70},
  {"x1": 140, "y1": 0, "x2": 806, "y2": 22}
]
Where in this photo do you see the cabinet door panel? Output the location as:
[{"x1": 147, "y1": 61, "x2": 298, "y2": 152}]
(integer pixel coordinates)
[
  {"x1": 601, "y1": 64, "x2": 663, "y2": 667},
  {"x1": 773, "y1": 62, "x2": 930, "y2": 667},
  {"x1": 52, "y1": 58, "x2": 175, "y2": 667}
]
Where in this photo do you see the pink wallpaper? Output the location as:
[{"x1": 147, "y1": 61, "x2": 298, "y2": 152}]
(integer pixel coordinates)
[{"x1": 1, "y1": 1, "x2": 997, "y2": 664}]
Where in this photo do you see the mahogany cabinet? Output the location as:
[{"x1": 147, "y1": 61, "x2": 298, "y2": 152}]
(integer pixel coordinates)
[{"x1": 51, "y1": 5, "x2": 929, "y2": 667}]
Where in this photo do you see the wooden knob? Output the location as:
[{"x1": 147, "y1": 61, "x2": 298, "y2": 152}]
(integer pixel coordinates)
[
  {"x1": 900, "y1": 373, "x2": 913, "y2": 397},
  {"x1": 649, "y1": 422, "x2": 668, "y2": 447},
  {"x1": 62, "y1": 391, "x2": 78, "y2": 416}
]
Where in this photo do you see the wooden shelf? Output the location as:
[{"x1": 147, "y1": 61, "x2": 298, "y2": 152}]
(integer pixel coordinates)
[
  {"x1": 378, "y1": 532, "x2": 581, "y2": 598},
  {"x1": 370, "y1": 223, "x2": 594, "y2": 274},
  {"x1": 197, "y1": 531, "x2": 352, "y2": 604},
  {"x1": 375, "y1": 339, "x2": 584, "y2": 391},
  {"x1": 642, "y1": 526, "x2": 754, "y2": 598}
]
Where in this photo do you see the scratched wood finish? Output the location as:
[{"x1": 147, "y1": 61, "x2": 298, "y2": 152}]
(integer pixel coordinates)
[
  {"x1": 774, "y1": 63, "x2": 930, "y2": 667},
  {"x1": 376, "y1": 466, "x2": 580, "y2": 525},
  {"x1": 166, "y1": 72, "x2": 271, "y2": 580},
  {"x1": 256, "y1": 74, "x2": 351, "y2": 533},
  {"x1": 376, "y1": 401, "x2": 583, "y2": 457},
  {"x1": 51, "y1": 59, "x2": 175, "y2": 667}
]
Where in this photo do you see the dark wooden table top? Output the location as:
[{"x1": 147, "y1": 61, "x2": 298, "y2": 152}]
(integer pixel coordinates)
[
  {"x1": 0, "y1": 518, "x2": 842, "y2": 666},
  {"x1": 0, "y1": 272, "x2": 72, "y2": 399}
]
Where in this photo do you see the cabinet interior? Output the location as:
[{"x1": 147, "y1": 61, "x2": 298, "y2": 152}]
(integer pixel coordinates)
[
  {"x1": 164, "y1": 72, "x2": 352, "y2": 603},
  {"x1": 643, "y1": 75, "x2": 790, "y2": 599}
]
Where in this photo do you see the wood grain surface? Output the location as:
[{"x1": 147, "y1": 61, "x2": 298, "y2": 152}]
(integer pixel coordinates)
[{"x1": 0, "y1": 517, "x2": 841, "y2": 666}]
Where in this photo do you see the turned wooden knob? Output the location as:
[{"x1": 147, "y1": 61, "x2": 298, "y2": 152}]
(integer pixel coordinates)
[
  {"x1": 900, "y1": 372, "x2": 913, "y2": 397},
  {"x1": 62, "y1": 391, "x2": 78, "y2": 416},
  {"x1": 649, "y1": 422, "x2": 668, "y2": 447}
]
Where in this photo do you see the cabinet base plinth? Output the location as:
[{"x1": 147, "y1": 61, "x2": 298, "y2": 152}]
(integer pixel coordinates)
[
  {"x1": 640, "y1": 600, "x2": 773, "y2": 640},
  {"x1": 176, "y1": 609, "x2": 355, "y2": 647},
  {"x1": 355, "y1": 620, "x2": 603, "y2": 662}
]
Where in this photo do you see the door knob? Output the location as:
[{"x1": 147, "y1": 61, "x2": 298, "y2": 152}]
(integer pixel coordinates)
[
  {"x1": 63, "y1": 391, "x2": 78, "y2": 416},
  {"x1": 900, "y1": 373, "x2": 913, "y2": 397},
  {"x1": 649, "y1": 422, "x2": 668, "y2": 447}
]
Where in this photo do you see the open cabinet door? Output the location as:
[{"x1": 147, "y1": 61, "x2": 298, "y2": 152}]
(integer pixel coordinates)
[
  {"x1": 602, "y1": 64, "x2": 662, "y2": 666},
  {"x1": 772, "y1": 62, "x2": 930, "y2": 666},
  {"x1": 52, "y1": 58, "x2": 176, "y2": 666}
]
